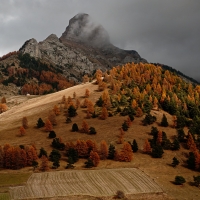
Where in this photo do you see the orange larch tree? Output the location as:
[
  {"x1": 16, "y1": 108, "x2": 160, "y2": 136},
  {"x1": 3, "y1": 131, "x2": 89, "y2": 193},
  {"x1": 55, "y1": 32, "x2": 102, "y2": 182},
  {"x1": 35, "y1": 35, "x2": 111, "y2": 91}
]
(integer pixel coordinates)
[
  {"x1": 143, "y1": 139, "x2": 152, "y2": 154},
  {"x1": 187, "y1": 133, "x2": 196, "y2": 152},
  {"x1": 100, "y1": 106, "x2": 108, "y2": 120},
  {"x1": 89, "y1": 151, "x2": 100, "y2": 167},
  {"x1": 19, "y1": 126, "x2": 26, "y2": 136},
  {"x1": 53, "y1": 105, "x2": 60, "y2": 116},
  {"x1": 99, "y1": 140, "x2": 108, "y2": 160},
  {"x1": 81, "y1": 120, "x2": 90, "y2": 133},
  {"x1": 44, "y1": 119, "x2": 53, "y2": 132},
  {"x1": 48, "y1": 111, "x2": 57, "y2": 125},
  {"x1": 40, "y1": 155, "x2": 49, "y2": 171},
  {"x1": 157, "y1": 130, "x2": 162, "y2": 145},
  {"x1": 22, "y1": 117, "x2": 28, "y2": 129},
  {"x1": 75, "y1": 140, "x2": 89, "y2": 158},
  {"x1": 86, "y1": 139, "x2": 98, "y2": 153},
  {"x1": 85, "y1": 89, "x2": 90, "y2": 98},
  {"x1": 117, "y1": 142, "x2": 133, "y2": 162}
]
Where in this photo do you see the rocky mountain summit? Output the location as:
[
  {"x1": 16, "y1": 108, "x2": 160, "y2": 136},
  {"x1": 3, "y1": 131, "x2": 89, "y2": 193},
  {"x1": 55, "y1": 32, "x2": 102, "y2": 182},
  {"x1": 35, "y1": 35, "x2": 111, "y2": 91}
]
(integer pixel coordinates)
[{"x1": 19, "y1": 13, "x2": 147, "y2": 82}]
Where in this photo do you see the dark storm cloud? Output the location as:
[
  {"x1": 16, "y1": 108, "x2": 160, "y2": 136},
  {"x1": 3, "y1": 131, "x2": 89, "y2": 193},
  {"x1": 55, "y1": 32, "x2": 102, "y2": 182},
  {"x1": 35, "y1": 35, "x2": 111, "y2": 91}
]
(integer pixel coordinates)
[{"x1": 1, "y1": 0, "x2": 200, "y2": 81}]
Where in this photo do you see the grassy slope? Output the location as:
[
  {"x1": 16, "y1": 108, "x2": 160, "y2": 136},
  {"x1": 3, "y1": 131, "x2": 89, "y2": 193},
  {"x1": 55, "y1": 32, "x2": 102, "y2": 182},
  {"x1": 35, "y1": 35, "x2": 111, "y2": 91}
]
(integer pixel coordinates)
[{"x1": 0, "y1": 82, "x2": 200, "y2": 200}]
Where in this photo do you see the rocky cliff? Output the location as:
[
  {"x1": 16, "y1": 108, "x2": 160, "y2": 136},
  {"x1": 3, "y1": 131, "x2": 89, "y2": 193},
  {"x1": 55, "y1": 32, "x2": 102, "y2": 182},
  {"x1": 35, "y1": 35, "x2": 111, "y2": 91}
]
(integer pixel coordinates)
[{"x1": 19, "y1": 13, "x2": 147, "y2": 82}]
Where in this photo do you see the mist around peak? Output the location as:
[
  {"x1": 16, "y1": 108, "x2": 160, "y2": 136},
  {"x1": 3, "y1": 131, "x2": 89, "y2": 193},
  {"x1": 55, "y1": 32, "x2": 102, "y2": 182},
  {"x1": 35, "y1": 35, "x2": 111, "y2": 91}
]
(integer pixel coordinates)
[{"x1": 61, "y1": 13, "x2": 110, "y2": 48}]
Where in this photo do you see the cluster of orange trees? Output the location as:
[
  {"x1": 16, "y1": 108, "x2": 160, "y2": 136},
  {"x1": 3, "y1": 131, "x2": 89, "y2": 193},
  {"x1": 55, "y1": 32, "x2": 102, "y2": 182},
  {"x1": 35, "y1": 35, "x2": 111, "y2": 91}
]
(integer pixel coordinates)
[{"x1": 0, "y1": 144, "x2": 37, "y2": 169}]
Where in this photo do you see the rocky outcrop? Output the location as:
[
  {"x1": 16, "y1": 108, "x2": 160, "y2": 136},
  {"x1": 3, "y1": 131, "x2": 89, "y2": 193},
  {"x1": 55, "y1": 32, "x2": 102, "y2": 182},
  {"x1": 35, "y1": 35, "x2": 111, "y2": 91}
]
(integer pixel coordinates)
[{"x1": 19, "y1": 13, "x2": 147, "y2": 82}]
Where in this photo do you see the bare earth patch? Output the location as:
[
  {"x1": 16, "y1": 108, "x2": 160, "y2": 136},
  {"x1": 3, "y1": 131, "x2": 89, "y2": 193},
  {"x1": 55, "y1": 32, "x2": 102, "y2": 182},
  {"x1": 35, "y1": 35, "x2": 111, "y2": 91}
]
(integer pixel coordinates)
[{"x1": 9, "y1": 168, "x2": 162, "y2": 200}]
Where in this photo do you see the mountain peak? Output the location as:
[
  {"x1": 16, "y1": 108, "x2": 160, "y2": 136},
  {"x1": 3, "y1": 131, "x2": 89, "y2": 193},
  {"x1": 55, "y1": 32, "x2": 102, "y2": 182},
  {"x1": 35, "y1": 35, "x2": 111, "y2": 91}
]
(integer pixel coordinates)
[{"x1": 60, "y1": 13, "x2": 110, "y2": 47}]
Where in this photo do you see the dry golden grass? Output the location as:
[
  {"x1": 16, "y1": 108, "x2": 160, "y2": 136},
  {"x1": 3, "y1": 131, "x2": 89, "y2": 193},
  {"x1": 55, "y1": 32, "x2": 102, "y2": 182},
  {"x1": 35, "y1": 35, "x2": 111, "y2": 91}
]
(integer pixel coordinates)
[{"x1": 0, "y1": 82, "x2": 200, "y2": 200}]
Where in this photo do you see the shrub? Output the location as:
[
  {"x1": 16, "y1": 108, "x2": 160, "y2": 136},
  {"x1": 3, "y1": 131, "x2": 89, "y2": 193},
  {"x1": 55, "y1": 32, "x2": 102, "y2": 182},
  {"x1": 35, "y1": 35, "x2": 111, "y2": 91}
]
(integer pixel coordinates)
[
  {"x1": 89, "y1": 127, "x2": 97, "y2": 135},
  {"x1": 174, "y1": 176, "x2": 186, "y2": 185},
  {"x1": 193, "y1": 175, "x2": 200, "y2": 187},
  {"x1": 172, "y1": 157, "x2": 179, "y2": 167},
  {"x1": 115, "y1": 190, "x2": 125, "y2": 199}
]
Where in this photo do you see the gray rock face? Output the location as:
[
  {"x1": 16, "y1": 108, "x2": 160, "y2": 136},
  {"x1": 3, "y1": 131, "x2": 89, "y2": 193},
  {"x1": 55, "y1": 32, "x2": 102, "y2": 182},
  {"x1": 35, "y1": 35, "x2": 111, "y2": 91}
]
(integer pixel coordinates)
[{"x1": 19, "y1": 13, "x2": 147, "y2": 82}]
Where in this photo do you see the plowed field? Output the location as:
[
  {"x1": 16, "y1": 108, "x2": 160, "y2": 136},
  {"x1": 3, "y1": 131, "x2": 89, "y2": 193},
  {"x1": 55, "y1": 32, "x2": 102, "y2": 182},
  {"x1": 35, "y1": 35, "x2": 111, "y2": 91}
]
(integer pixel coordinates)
[{"x1": 9, "y1": 168, "x2": 162, "y2": 199}]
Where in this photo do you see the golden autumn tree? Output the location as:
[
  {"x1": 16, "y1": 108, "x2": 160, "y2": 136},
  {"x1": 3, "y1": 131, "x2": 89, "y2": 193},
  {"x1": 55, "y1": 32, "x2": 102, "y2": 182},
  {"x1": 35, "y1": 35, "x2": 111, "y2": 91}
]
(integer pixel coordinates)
[
  {"x1": 102, "y1": 89, "x2": 111, "y2": 108},
  {"x1": 53, "y1": 105, "x2": 60, "y2": 116},
  {"x1": 187, "y1": 133, "x2": 196, "y2": 152},
  {"x1": 81, "y1": 120, "x2": 90, "y2": 133},
  {"x1": 100, "y1": 106, "x2": 108, "y2": 120},
  {"x1": 1, "y1": 97, "x2": 6, "y2": 103},
  {"x1": 75, "y1": 140, "x2": 89, "y2": 158},
  {"x1": 48, "y1": 111, "x2": 57, "y2": 125},
  {"x1": 85, "y1": 89, "x2": 90, "y2": 98},
  {"x1": 99, "y1": 140, "x2": 108, "y2": 160},
  {"x1": 117, "y1": 128, "x2": 125, "y2": 144},
  {"x1": 117, "y1": 142, "x2": 133, "y2": 162},
  {"x1": 19, "y1": 126, "x2": 26, "y2": 136},
  {"x1": 87, "y1": 100, "x2": 94, "y2": 114},
  {"x1": 89, "y1": 151, "x2": 100, "y2": 167},
  {"x1": 44, "y1": 119, "x2": 53, "y2": 132},
  {"x1": 86, "y1": 139, "x2": 98, "y2": 153},
  {"x1": 157, "y1": 130, "x2": 162, "y2": 145},
  {"x1": 22, "y1": 117, "x2": 28, "y2": 129},
  {"x1": 40, "y1": 155, "x2": 49, "y2": 171},
  {"x1": 135, "y1": 107, "x2": 143, "y2": 117},
  {"x1": 0, "y1": 103, "x2": 8, "y2": 113},
  {"x1": 143, "y1": 139, "x2": 152, "y2": 154}
]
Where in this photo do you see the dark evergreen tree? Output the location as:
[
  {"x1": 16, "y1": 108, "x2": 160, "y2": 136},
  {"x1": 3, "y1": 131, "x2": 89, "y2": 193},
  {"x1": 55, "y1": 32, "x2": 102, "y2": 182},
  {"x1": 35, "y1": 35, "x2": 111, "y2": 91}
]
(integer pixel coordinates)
[
  {"x1": 160, "y1": 114, "x2": 168, "y2": 127},
  {"x1": 89, "y1": 127, "x2": 97, "y2": 135},
  {"x1": 187, "y1": 152, "x2": 196, "y2": 170},
  {"x1": 66, "y1": 117, "x2": 72, "y2": 123},
  {"x1": 49, "y1": 149, "x2": 61, "y2": 164},
  {"x1": 66, "y1": 157, "x2": 75, "y2": 169},
  {"x1": 174, "y1": 176, "x2": 186, "y2": 185},
  {"x1": 96, "y1": 96, "x2": 103, "y2": 107},
  {"x1": 37, "y1": 118, "x2": 45, "y2": 128},
  {"x1": 49, "y1": 131, "x2": 56, "y2": 138},
  {"x1": 176, "y1": 114, "x2": 186, "y2": 128},
  {"x1": 108, "y1": 144, "x2": 116, "y2": 159},
  {"x1": 143, "y1": 100, "x2": 153, "y2": 114},
  {"x1": 38, "y1": 147, "x2": 48, "y2": 158},
  {"x1": 52, "y1": 138, "x2": 65, "y2": 150},
  {"x1": 67, "y1": 148, "x2": 79, "y2": 163},
  {"x1": 177, "y1": 128, "x2": 185, "y2": 142},
  {"x1": 72, "y1": 123, "x2": 79, "y2": 132},
  {"x1": 122, "y1": 121, "x2": 129, "y2": 131},
  {"x1": 85, "y1": 158, "x2": 94, "y2": 168},
  {"x1": 151, "y1": 145, "x2": 164, "y2": 158},
  {"x1": 32, "y1": 160, "x2": 38, "y2": 171},
  {"x1": 52, "y1": 160, "x2": 60, "y2": 169},
  {"x1": 193, "y1": 175, "x2": 200, "y2": 187},
  {"x1": 131, "y1": 139, "x2": 138, "y2": 152},
  {"x1": 128, "y1": 114, "x2": 134, "y2": 122},
  {"x1": 68, "y1": 105, "x2": 77, "y2": 117},
  {"x1": 172, "y1": 157, "x2": 179, "y2": 167},
  {"x1": 162, "y1": 139, "x2": 172, "y2": 150},
  {"x1": 172, "y1": 138, "x2": 180, "y2": 150},
  {"x1": 142, "y1": 114, "x2": 156, "y2": 125}
]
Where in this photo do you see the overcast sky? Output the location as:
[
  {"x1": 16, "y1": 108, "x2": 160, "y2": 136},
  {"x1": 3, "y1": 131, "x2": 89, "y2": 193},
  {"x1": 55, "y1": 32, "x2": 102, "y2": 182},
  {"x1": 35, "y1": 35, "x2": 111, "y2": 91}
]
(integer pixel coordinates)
[{"x1": 1, "y1": 0, "x2": 200, "y2": 81}]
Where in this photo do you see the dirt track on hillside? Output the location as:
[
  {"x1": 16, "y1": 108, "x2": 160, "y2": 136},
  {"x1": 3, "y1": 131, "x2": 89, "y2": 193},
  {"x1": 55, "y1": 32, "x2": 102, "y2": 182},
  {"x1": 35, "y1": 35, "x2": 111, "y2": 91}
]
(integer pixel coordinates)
[{"x1": 0, "y1": 82, "x2": 98, "y2": 131}]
